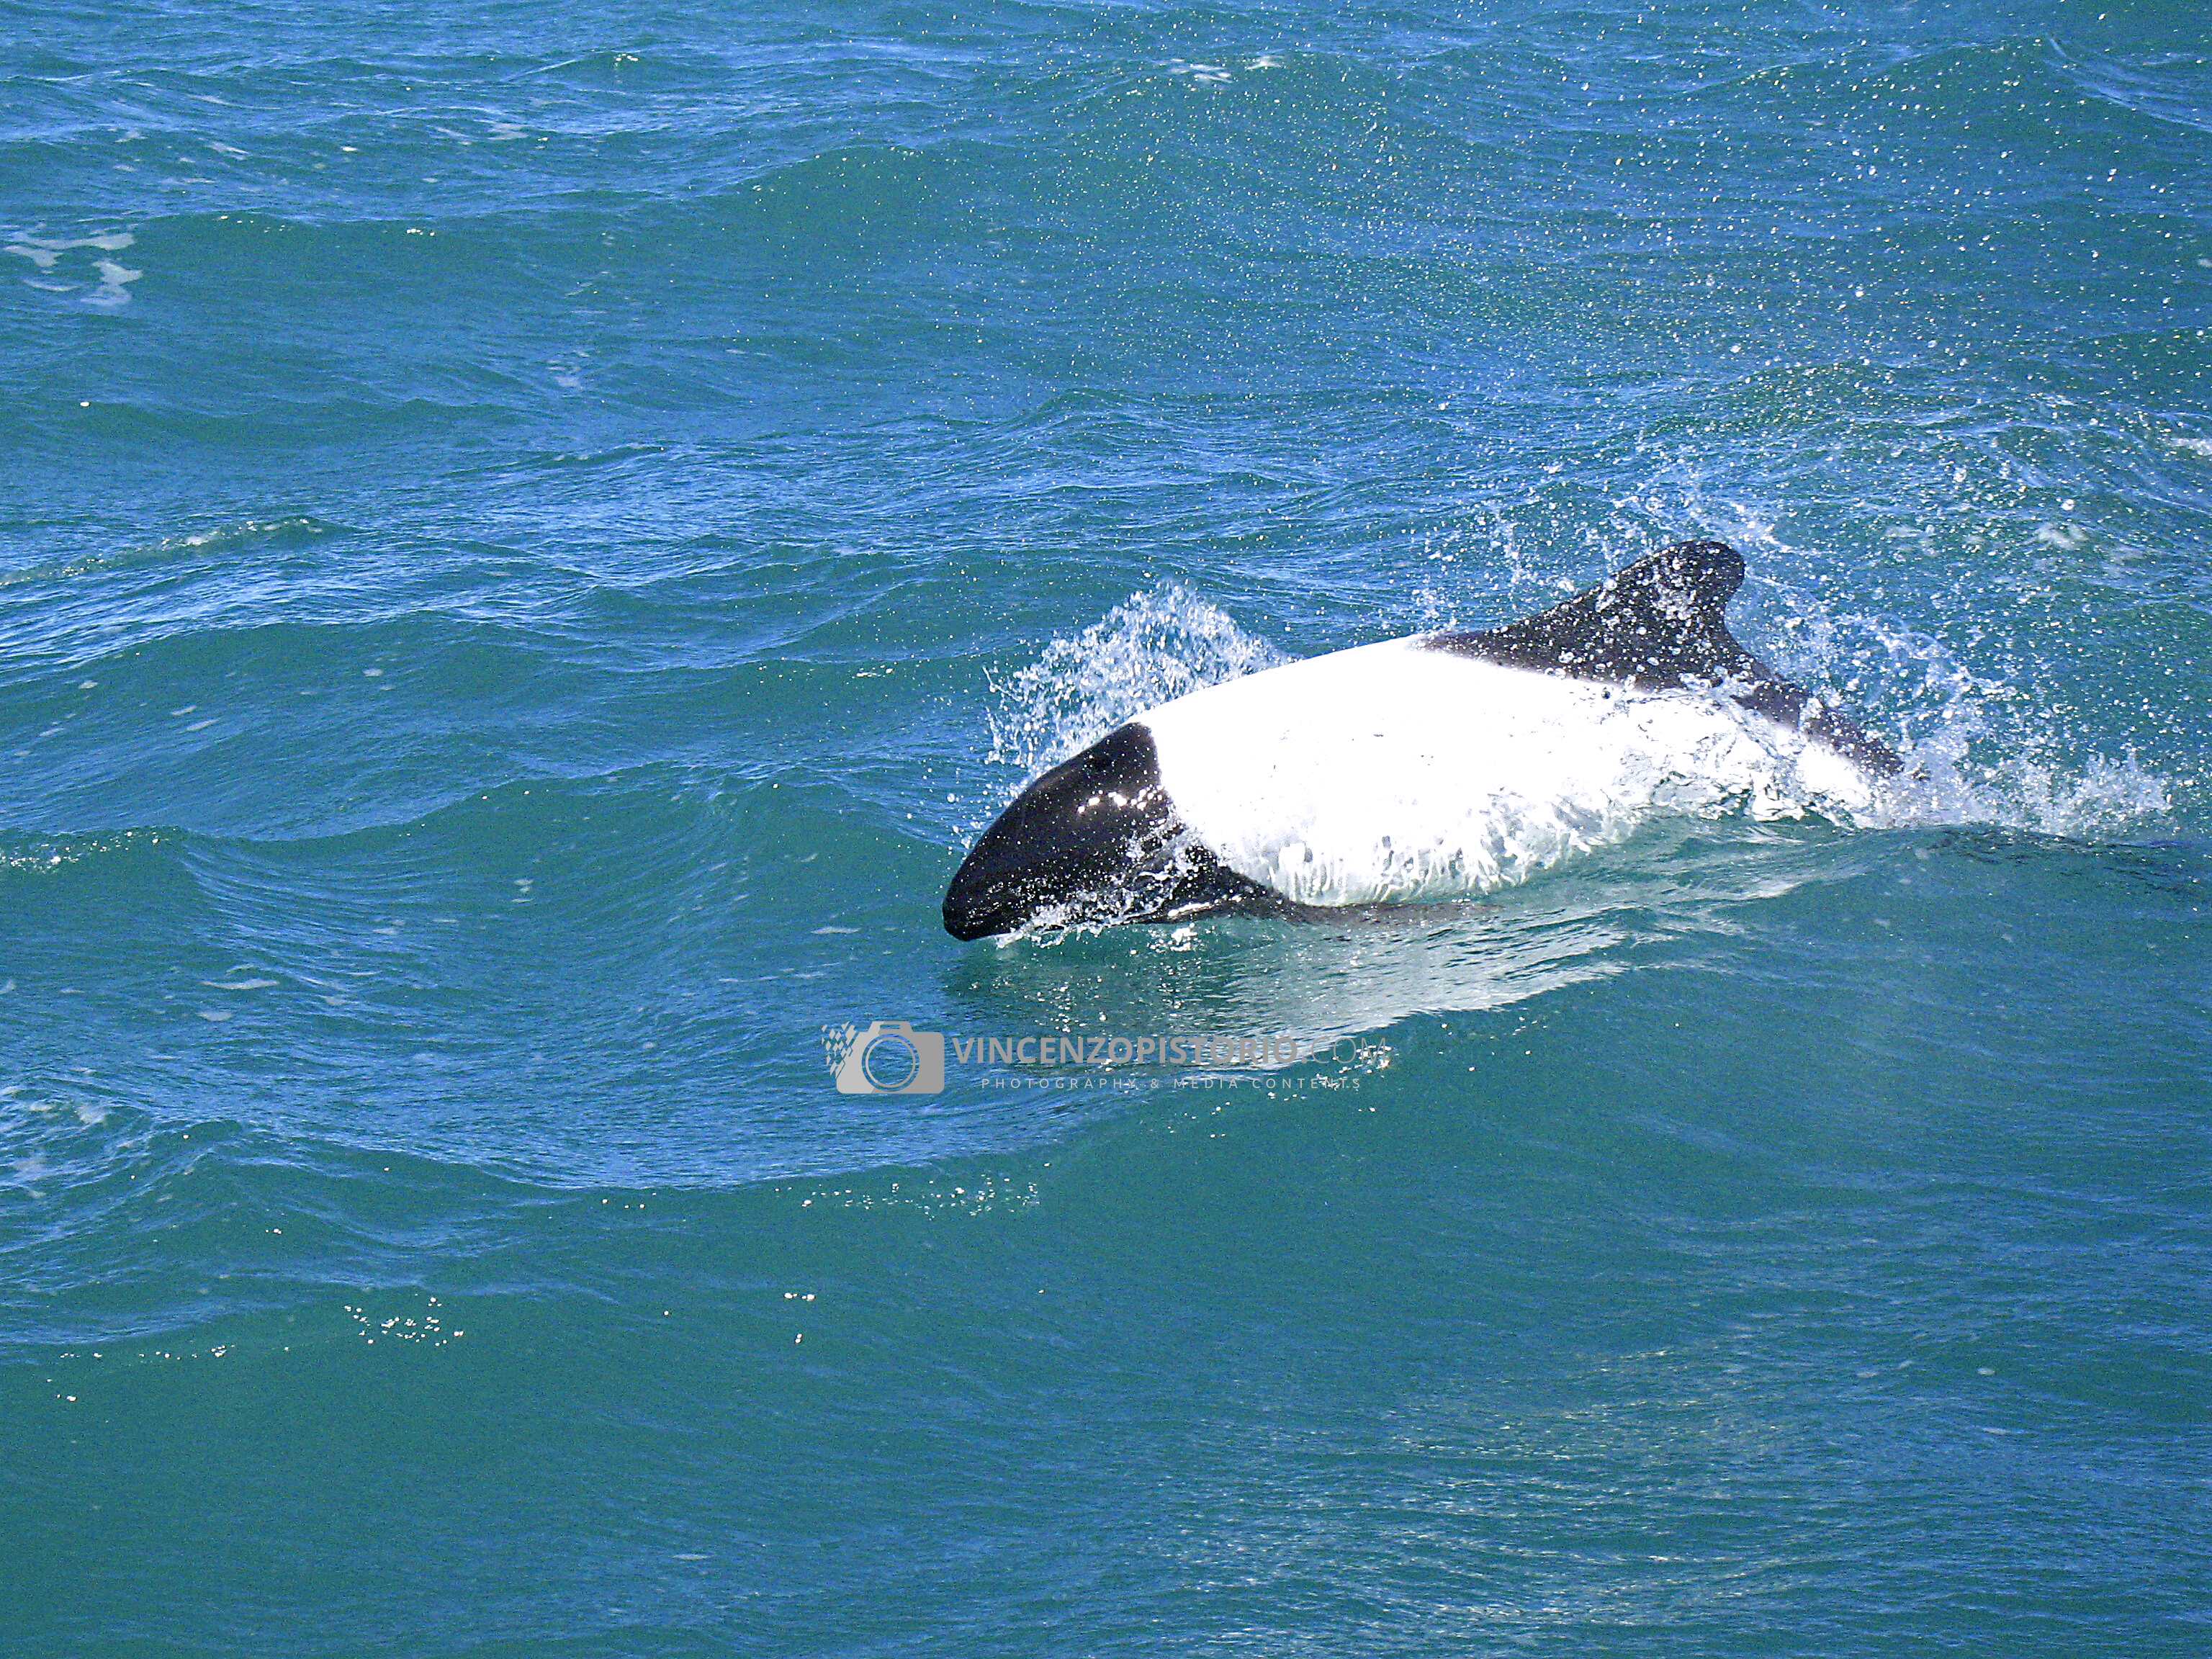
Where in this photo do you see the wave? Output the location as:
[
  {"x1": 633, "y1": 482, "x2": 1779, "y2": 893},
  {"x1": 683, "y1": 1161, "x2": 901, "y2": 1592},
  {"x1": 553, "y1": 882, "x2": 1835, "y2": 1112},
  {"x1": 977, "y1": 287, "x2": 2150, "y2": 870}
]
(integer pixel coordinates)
[{"x1": 0, "y1": 514, "x2": 337, "y2": 591}]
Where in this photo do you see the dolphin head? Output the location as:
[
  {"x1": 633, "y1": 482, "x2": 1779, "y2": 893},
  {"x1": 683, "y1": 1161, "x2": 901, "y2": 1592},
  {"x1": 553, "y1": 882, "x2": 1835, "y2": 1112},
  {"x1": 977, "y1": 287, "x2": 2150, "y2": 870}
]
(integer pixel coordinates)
[
  {"x1": 943, "y1": 724, "x2": 1174, "y2": 940},
  {"x1": 944, "y1": 722, "x2": 1283, "y2": 939}
]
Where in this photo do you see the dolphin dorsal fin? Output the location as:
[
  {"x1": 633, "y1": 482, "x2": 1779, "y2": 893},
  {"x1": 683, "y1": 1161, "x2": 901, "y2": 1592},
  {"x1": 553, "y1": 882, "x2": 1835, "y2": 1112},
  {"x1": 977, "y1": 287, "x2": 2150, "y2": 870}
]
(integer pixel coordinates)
[
  {"x1": 1434, "y1": 539, "x2": 1754, "y2": 688},
  {"x1": 1429, "y1": 539, "x2": 1902, "y2": 774}
]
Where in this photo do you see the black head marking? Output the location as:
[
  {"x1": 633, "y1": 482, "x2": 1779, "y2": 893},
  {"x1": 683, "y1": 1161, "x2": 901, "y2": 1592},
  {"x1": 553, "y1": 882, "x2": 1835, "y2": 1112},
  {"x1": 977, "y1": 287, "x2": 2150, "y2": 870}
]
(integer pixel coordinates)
[
  {"x1": 943, "y1": 722, "x2": 1288, "y2": 940},
  {"x1": 1429, "y1": 540, "x2": 1900, "y2": 775}
]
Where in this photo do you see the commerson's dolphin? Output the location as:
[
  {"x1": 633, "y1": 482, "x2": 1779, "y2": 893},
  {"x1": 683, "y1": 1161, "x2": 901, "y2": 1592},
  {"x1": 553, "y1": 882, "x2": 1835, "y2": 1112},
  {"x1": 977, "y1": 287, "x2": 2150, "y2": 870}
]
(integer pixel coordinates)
[{"x1": 943, "y1": 540, "x2": 1899, "y2": 940}]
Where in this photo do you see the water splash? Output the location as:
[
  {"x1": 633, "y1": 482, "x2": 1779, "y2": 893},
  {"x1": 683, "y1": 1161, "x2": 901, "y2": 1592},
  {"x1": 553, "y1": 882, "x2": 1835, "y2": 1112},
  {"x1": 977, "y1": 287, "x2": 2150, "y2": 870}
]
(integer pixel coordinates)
[
  {"x1": 1686, "y1": 513, "x2": 2178, "y2": 842},
  {"x1": 986, "y1": 584, "x2": 1284, "y2": 781}
]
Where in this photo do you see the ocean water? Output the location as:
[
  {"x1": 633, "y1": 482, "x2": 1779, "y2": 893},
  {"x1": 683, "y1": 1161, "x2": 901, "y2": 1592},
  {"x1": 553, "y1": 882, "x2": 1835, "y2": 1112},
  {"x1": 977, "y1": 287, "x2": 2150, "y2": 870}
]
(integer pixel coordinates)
[{"x1": 4, "y1": 0, "x2": 2210, "y2": 1650}]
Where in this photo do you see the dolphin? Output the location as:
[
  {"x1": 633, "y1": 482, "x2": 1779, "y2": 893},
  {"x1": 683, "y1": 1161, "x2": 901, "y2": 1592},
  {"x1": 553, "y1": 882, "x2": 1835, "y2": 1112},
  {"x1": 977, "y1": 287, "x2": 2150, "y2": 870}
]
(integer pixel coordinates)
[{"x1": 943, "y1": 540, "x2": 1898, "y2": 940}]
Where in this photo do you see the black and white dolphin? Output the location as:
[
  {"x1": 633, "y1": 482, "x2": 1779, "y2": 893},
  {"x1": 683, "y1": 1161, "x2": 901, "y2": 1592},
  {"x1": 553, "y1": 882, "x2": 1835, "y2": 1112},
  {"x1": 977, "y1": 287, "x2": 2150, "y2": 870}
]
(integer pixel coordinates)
[{"x1": 943, "y1": 541, "x2": 1898, "y2": 941}]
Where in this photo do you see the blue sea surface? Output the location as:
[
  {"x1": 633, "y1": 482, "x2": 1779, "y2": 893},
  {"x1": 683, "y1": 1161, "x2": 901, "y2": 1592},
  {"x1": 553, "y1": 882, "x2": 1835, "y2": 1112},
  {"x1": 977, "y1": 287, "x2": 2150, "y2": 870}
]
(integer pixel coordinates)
[{"x1": 3, "y1": 0, "x2": 2209, "y2": 1652}]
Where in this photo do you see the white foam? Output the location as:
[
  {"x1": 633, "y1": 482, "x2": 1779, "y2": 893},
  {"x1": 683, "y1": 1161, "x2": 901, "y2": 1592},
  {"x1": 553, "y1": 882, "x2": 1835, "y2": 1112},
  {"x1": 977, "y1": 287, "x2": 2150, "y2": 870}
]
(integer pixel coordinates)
[
  {"x1": 7, "y1": 231, "x2": 140, "y2": 304},
  {"x1": 1881, "y1": 732, "x2": 2171, "y2": 840}
]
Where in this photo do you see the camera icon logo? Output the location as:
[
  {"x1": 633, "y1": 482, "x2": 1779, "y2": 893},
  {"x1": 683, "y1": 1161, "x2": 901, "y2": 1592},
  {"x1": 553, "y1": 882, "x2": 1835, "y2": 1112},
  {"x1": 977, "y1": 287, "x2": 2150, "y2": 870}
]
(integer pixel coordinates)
[{"x1": 830, "y1": 1020, "x2": 945, "y2": 1095}]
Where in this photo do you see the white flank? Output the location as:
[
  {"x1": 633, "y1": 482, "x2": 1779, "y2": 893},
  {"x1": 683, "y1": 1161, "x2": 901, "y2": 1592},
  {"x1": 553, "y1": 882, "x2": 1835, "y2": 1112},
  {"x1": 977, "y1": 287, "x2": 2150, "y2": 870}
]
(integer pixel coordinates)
[{"x1": 1139, "y1": 636, "x2": 1879, "y2": 907}]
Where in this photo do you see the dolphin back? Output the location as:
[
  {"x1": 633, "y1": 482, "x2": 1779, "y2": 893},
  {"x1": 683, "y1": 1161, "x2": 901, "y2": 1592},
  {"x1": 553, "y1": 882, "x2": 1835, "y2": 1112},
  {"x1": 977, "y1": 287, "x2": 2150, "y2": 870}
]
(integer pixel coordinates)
[{"x1": 1429, "y1": 541, "x2": 1900, "y2": 775}]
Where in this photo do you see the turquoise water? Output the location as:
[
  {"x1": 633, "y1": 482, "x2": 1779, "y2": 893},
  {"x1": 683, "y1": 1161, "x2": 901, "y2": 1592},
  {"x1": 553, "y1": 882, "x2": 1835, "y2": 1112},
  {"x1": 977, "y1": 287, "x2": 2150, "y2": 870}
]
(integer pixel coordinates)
[{"x1": 4, "y1": 0, "x2": 2211, "y2": 1650}]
